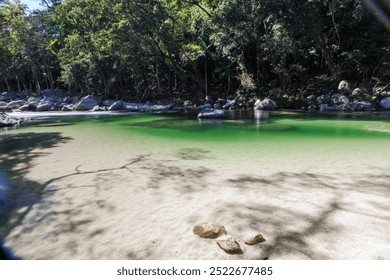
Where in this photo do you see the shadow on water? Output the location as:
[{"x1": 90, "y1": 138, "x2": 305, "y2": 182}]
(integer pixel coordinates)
[{"x1": 0, "y1": 132, "x2": 73, "y2": 253}]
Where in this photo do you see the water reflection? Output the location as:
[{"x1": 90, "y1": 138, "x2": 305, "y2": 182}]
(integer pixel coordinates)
[
  {"x1": 254, "y1": 110, "x2": 270, "y2": 129},
  {"x1": 197, "y1": 118, "x2": 224, "y2": 127}
]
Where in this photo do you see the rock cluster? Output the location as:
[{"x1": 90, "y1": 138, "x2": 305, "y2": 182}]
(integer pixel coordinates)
[
  {"x1": 0, "y1": 113, "x2": 23, "y2": 127},
  {"x1": 193, "y1": 222, "x2": 265, "y2": 255}
]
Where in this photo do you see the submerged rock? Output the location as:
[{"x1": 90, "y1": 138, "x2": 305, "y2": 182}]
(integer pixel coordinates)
[
  {"x1": 193, "y1": 222, "x2": 227, "y2": 239},
  {"x1": 197, "y1": 109, "x2": 225, "y2": 119},
  {"x1": 216, "y1": 235, "x2": 242, "y2": 254},
  {"x1": 244, "y1": 234, "x2": 266, "y2": 245}
]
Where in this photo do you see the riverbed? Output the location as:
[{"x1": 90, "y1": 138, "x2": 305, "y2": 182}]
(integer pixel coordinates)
[{"x1": 1, "y1": 110, "x2": 389, "y2": 259}]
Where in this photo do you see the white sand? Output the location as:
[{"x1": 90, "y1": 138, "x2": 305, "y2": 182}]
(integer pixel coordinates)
[{"x1": 1, "y1": 122, "x2": 390, "y2": 260}]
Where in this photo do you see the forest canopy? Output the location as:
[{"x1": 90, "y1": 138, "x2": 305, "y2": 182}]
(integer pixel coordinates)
[{"x1": 1, "y1": 0, "x2": 389, "y2": 101}]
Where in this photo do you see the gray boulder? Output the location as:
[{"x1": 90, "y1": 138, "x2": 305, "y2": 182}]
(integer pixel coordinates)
[
  {"x1": 62, "y1": 105, "x2": 74, "y2": 111},
  {"x1": 254, "y1": 98, "x2": 277, "y2": 110},
  {"x1": 196, "y1": 103, "x2": 213, "y2": 111},
  {"x1": 91, "y1": 105, "x2": 106, "y2": 112},
  {"x1": 7, "y1": 100, "x2": 26, "y2": 109},
  {"x1": 197, "y1": 109, "x2": 225, "y2": 119},
  {"x1": 379, "y1": 97, "x2": 390, "y2": 110},
  {"x1": 0, "y1": 113, "x2": 21, "y2": 127},
  {"x1": 103, "y1": 99, "x2": 116, "y2": 107},
  {"x1": 316, "y1": 94, "x2": 330, "y2": 104},
  {"x1": 75, "y1": 95, "x2": 102, "y2": 111},
  {"x1": 36, "y1": 103, "x2": 51, "y2": 111},
  {"x1": 331, "y1": 94, "x2": 350, "y2": 104},
  {"x1": 223, "y1": 100, "x2": 236, "y2": 109},
  {"x1": 319, "y1": 104, "x2": 337, "y2": 111},
  {"x1": 349, "y1": 101, "x2": 374, "y2": 111},
  {"x1": 17, "y1": 105, "x2": 30, "y2": 112},
  {"x1": 352, "y1": 87, "x2": 368, "y2": 96},
  {"x1": 108, "y1": 100, "x2": 124, "y2": 111}
]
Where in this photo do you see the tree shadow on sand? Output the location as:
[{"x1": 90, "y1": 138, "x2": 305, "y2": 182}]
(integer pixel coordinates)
[
  {"x1": 203, "y1": 171, "x2": 390, "y2": 260},
  {"x1": 0, "y1": 132, "x2": 73, "y2": 243}
]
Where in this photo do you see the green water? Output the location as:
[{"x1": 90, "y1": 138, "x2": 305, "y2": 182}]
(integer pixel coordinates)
[{"x1": 23, "y1": 110, "x2": 390, "y2": 141}]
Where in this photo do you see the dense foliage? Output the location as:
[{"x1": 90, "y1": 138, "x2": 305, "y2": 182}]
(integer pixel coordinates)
[{"x1": 1, "y1": 0, "x2": 389, "y2": 100}]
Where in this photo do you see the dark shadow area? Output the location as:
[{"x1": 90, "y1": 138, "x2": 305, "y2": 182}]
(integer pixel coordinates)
[
  {"x1": 0, "y1": 132, "x2": 73, "y2": 253},
  {"x1": 206, "y1": 170, "x2": 390, "y2": 260}
]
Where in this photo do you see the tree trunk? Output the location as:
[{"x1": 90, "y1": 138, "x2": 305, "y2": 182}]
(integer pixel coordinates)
[{"x1": 312, "y1": 28, "x2": 339, "y2": 80}]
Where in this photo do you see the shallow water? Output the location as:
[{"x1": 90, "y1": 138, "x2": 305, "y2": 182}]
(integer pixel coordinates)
[{"x1": 1, "y1": 110, "x2": 390, "y2": 259}]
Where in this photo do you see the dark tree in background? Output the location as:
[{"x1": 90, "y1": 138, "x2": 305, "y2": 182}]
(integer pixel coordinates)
[{"x1": 0, "y1": 0, "x2": 389, "y2": 99}]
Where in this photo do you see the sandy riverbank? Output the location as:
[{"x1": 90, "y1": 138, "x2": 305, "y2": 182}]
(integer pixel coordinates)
[{"x1": 1, "y1": 116, "x2": 389, "y2": 260}]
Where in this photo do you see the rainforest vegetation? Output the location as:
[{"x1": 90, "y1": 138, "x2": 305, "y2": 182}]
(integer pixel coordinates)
[{"x1": 0, "y1": 0, "x2": 389, "y2": 101}]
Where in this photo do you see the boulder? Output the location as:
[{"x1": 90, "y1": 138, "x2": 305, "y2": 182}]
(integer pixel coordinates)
[
  {"x1": 75, "y1": 95, "x2": 102, "y2": 111},
  {"x1": 319, "y1": 104, "x2": 337, "y2": 111},
  {"x1": 196, "y1": 103, "x2": 213, "y2": 111},
  {"x1": 352, "y1": 87, "x2": 367, "y2": 96},
  {"x1": 91, "y1": 105, "x2": 106, "y2": 112},
  {"x1": 338, "y1": 80, "x2": 351, "y2": 93},
  {"x1": 349, "y1": 101, "x2": 374, "y2": 111},
  {"x1": 223, "y1": 100, "x2": 236, "y2": 109},
  {"x1": 62, "y1": 105, "x2": 74, "y2": 111},
  {"x1": 123, "y1": 102, "x2": 143, "y2": 111},
  {"x1": 331, "y1": 94, "x2": 350, "y2": 106},
  {"x1": 380, "y1": 97, "x2": 390, "y2": 110},
  {"x1": 36, "y1": 103, "x2": 51, "y2": 111},
  {"x1": 6, "y1": 100, "x2": 26, "y2": 109},
  {"x1": 103, "y1": 99, "x2": 116, "y2": 107},
  {"x1": 244, "y1": 234, "x2": 266, "y2": 245},
  {"x1": 63, "y1": 96, "x2": 74, "y2": 104},
  {"x1": 0, "y1": 113, "x2": 21, "y2": 127},
  {"x1": 17, "y1": 105, "x2": 30, "y2": 112},
  {"x1": 27, "y1": 97, "x2": 41, "y2": 103},
  {"x1": 254, "y1": 98, "x2": 277, "y2": 110},
  {"x1": 193, "y1": 222, "x2": 227, "y2": 239},
  {"x1": 197, "y1": 109, "x2": 225, "y2": 119},
  {"x1": 316, "y1": 94, "x2": 330, "y2": 104},
  {"x1": 108, "y1": 100, "x2": 123, "y2": 111},
  {"x1": 216, "y1": 235, "x2": 242, "y2": 254}
]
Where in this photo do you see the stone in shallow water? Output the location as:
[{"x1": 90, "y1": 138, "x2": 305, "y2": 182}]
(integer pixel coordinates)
[
  {"x1": 193, "y1": 222, "x2": 227, "y2": 239},
  {"x1": 216, "y1": 235, "x2": 242, "y2": 254},
  {"x1": 244, "y1": 234, "x2": 266, "y2": 245}
]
